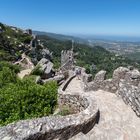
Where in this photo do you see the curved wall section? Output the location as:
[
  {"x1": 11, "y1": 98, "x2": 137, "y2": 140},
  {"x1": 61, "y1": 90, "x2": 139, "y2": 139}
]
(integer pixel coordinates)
[{"x1": 0, "y1": 75, "x2": 99, "y2": 140}]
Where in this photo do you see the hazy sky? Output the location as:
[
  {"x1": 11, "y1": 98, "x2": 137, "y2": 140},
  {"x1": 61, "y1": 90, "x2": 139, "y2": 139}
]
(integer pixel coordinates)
[{"x1": 0, "y1": 0, "x2": 140, "y2": 36}]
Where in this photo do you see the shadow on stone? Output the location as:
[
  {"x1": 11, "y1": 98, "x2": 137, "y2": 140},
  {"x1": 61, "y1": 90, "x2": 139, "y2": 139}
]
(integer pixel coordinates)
[
  {"x1": 62, "y1": 76, "x2": 76, "y2": 91},
  {"x1": 82, "y1": 110, "x2": 100, "y2": 134},
  {"x1": 96, "y1": 110, "x2": 100, "y2": 124}
]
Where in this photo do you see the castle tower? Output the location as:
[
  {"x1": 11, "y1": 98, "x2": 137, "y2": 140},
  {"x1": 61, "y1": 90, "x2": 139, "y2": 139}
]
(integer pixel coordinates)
[
  {"x1": 60, "y1": 40, "x2": 74, "y2": 70},
  {"x1": 72, "y1": 40, "x2": 74, "y2": 52}
]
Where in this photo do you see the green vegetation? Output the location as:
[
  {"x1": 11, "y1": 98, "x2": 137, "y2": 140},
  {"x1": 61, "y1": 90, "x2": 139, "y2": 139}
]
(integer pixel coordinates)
[
  {"x1": 125, "y1": 52, "x2": 140, "y2": 62},
  {"x1": 38, "y1": 35, "x2": 140, "y2": 78},
  {"x1": 0, "y1": 23, "x2": 59, "y2": 127},
  {"x1": 57, "y1": 105, "x2": 74, "y2": 116},
  {"x1": 1, "y1": 22, "x2": 140, "y2": 126},
  {"x1": 0, "y1": 62, "x2": 58, "y2": 126},
  {"x1": 0, "y1": 23, "x2": 32, "y2": 61},
  {"x1": 0, "y1": 61, "x2": 20, "y2": 73},
  {"x1": 31, "y1": 65, "x2": 43, "y2": 76},
  {"x1": 37, "y1": 35, "x2": 72, "y2": 69}
]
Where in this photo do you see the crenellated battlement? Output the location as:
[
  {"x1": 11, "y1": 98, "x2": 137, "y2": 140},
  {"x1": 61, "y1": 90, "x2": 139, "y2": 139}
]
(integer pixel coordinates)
[{"x1": 82, "y1": 67, "x2": 140, "y2": 116}]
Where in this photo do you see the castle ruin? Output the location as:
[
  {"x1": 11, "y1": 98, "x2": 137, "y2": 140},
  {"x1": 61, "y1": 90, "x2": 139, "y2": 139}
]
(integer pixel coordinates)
[{"x1": 61, "y1": 40, "x2": 74, "y2": 71}]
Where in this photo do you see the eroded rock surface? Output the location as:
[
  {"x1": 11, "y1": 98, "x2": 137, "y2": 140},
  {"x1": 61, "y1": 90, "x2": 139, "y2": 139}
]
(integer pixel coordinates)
[{"x1": 36, "y1": 58, "x2": 55, "y2": 79}]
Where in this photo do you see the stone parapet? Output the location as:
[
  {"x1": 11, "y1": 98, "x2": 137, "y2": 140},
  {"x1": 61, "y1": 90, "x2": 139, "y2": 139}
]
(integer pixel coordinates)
[
  {"x1": 83, "y1": 66, "x2": 140, "y2": 117},
  {"x1": 0, "y1": 75, "x2": 99, "y2": 140}
]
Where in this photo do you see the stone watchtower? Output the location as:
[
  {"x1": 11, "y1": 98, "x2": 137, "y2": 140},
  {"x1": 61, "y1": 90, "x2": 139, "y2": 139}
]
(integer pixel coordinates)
[{"x1": 61, "y1": 40, "x2": 74, "y2": 70}]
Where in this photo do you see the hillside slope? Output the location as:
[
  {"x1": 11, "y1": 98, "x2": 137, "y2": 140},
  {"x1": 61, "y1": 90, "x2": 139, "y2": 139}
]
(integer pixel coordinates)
[
  {"x1": 0, "y1": 23, "x2": 32, "y2": 62},
  {"x1": 33, "y1": 31, "x2": 89, "y2": 44},
  {"x1": 0, "y1": 22, "x2": 140, "y2": 77},
  {"x1": 37, "y1": 35, "x2": 140, "y2": 77}
]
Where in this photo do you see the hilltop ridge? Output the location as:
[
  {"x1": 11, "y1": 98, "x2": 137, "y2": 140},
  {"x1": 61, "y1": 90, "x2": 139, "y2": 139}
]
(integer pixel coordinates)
[
  {"x1": 0, "y1": 23, "x2": 33, "y2": 61},
  {"x1": 0, "y1": 22, "x2": 140, "y2": 78}
]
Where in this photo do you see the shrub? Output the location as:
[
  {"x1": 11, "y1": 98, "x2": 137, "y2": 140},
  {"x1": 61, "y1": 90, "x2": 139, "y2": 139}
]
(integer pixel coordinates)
[
  {"x1": 0, "y1": 61, "x2": 20, "y2": 73},
  {"x1": 0, "y1": 67, "x2": 17, "y2": 88},
  {"x1": 0, "y1": 63, "x2": 58, "y2": 126},
  {"x1": 31, "y1": 65, "x2": 43, "y2": 76},
  {"x1": 21, "y1": 35, "x2": 32, "y2": 44},
  {"x1": 58, "y1": 106, "x2": 70, "y2": 116},
  {"x1": 57, "y1": 105, "x2": 77, "y2": 116},
  {"x1": 85, "y1": 65, "x2": 91, "y2": 74},
  {"x1": 0, "y1": 79, "x2": 58, "y2": 126}
]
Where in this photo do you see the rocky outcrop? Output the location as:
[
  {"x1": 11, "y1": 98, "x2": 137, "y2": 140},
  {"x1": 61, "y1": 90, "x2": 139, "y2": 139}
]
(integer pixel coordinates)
[
  {"x1": 15, "y1": 53, "x2": 34, "y2": 70},
  {"x1": 29, "y1": 34, "x2": 52, "y2": 65},
  {"x1": 41, "y1": 48, "x2": 52, "y2": 60},
  {"x1": 36, "y1": 58, "x2": 55, "y2": 79},
  {"x1": 30, "y1": 47, "x2": 52, "y2": 65},
  {"x1": 36, "y1": 75, "x2": 65, "y2": 85},
  {"x1": 42, "y1": 75, "x2": 65, "y2": 85},
  {"x1": 94, "y1": 70, "x2": 106, "y2": 84},
  {"x1": 0, "y1": 23, "x2": 33, "y2": 62}
]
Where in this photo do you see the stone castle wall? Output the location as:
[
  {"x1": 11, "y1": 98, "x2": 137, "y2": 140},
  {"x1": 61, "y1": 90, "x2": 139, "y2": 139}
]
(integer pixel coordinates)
[
  {"x1": 82, "y1": 67, "x2": 140, "y2": 117},
  {"x1": 61, "y1": 50, "x2": 74, "y2": 71},
  {"x1": 0, "y1": 75, "x2": 99, "y2": 140},
  {"x1": 58, "y1": 94, "x2": 89, "y2": 114}
]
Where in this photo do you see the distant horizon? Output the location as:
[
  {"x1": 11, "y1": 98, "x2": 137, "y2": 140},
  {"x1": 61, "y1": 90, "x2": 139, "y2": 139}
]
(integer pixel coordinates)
[
  {"x1": 0, "y1": 0, "x2": 140, "y2": 38},
  {"x1": 4, "y1": 21, "x2": 140, "y2": 39},
  {"x1": 4, "y1": 21, "x2": 140, "y2": 40},
  {"x1": 34, "y1": 30, "x2": 140, "y2": 42},
  {"x1": 2, "y1": 21, "x2": 140, "y2": 42}
]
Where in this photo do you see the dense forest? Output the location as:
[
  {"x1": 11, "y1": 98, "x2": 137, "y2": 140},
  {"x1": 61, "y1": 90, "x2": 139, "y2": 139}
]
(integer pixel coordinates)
[
  {"x1": 125, "y1": 52, "x2": 140, "y2": 62},
  {"x1": 38, "y1": 35, "x2": 140, "y2": 78}
]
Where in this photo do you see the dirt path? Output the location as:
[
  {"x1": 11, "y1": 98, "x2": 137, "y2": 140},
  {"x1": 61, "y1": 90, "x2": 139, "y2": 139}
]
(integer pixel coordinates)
[
  {"x1": 16, "y1": 53, "x2": 34, "y2": 79},
  {"x1": 66, "y1": 77, "x2": 140, "y2": 140},
  {"x1": 18, "y1": 69, "x2": 33, "y2": 79}
]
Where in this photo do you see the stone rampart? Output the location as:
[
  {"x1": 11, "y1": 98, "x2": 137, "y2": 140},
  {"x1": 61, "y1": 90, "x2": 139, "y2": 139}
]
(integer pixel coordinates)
[
  {"x1": 83, "y1": 66, "x2": 140, "y2": 117},
  {"x1": 0, "y1": 75, "x2": 99, "y2": 140}
]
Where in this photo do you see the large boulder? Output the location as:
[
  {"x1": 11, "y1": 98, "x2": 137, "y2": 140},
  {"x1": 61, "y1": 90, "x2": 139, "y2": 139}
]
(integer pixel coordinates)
[
  {"x1": 35, "y1": 76, "x2": 43, "y2": 84},
  {"x1": 41, "y1": 48, "x2": 52, "y2": 60},
  {"x1": 37, "y1": 58, "x2": 55, "y2": 79},
  {"x1": 30, "y1": 46, "x2": 52, "y2": 65},
  {"x1": 43, "y1": 74, "x2": 65, "y2": 85},
  {"x1": 94, "y1": 70, "x2": 106, "y2": 84}
]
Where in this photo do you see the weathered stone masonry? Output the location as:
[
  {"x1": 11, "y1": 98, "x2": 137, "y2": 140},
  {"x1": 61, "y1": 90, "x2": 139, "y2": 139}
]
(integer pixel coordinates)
[
  {"x1": 61, "y1": 50, "x2": 74, "y2": 71},
  {"x1": 0, "y1": 75, "x2": 99, "y2": 140},
  {"x1": 83, "y1": 67, "x2": 140, "y2": 117}
]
